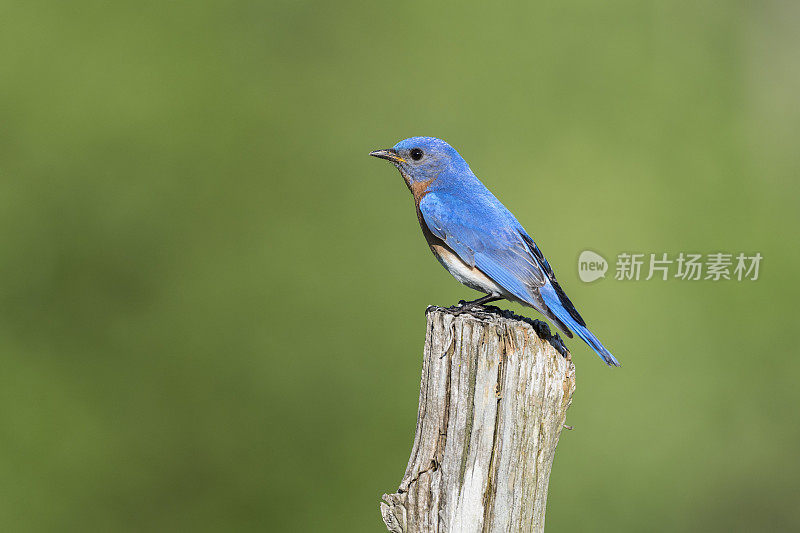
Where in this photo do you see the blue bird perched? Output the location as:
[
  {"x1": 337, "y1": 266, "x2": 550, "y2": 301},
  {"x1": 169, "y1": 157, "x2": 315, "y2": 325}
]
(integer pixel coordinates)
[{"x1": 370, "y1": 136, "x2": 619, "y2": 366}]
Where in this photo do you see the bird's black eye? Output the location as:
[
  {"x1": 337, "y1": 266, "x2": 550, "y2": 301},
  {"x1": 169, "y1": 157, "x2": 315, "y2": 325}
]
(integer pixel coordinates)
[{"x1": 410, "y1": 148, "x2": 424, "y2": 161}]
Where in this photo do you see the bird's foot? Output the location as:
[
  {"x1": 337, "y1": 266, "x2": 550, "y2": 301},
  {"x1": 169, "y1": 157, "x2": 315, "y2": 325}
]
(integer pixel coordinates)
[
  {"x1": 450, "y1": 295, "x2": 502, "y2": 315},
  {"x1": 451, "y1": 300, "x2": 476, "y2": 315}
]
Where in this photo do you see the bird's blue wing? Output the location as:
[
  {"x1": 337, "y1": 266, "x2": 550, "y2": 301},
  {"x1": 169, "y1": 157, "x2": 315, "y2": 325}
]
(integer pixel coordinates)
[
  {"x1": 419, "y1": 189, "x2": 619, "y2": 366},
  {"x1": 419, "y1": 192, "x2": 546, "y2": 304},
  {"x1": 418, "y1": 192, "x2": 478, "y2": 267}
]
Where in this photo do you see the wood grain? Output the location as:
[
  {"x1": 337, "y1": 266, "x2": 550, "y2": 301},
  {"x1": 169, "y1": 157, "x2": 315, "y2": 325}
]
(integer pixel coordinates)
[{"x1": 381, "y1": 306, "x2": 576, "y2": 533}]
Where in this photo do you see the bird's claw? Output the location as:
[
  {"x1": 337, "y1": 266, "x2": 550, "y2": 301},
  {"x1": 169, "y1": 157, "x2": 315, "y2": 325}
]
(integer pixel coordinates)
[{"x1": 450, "y1": 299, "x2": 489, "y2": 316}]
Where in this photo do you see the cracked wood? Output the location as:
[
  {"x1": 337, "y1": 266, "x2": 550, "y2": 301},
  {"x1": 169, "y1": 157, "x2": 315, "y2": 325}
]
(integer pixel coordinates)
[{"x1": 380, "y1": 306, "x2": 576, "y2": 533}]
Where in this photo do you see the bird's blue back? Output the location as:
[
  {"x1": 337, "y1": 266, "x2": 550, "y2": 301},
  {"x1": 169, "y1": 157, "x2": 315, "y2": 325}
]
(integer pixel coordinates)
[{"x1": 388, "y1": 137, "x2": 619, "y2": 366}]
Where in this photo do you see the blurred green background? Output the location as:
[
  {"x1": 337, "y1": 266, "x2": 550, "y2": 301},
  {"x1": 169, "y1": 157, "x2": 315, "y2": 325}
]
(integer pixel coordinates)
[{"x1": 1, "y1": 1, "x2": 798, "y2": 531}]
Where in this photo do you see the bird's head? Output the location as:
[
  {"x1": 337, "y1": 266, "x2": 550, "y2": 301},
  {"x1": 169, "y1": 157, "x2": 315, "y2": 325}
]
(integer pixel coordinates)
[{"x1": 370, "y1": 136, "x2": 467, "y2": 192}]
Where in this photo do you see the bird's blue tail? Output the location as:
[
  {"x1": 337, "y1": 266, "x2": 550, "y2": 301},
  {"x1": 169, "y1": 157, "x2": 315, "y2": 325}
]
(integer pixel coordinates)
[
  {"x1": 539, "y1": 282, "x2": 620, "y2": 367},
  {"x1": 566, "y1": 317, "x2": 620, "y2": 367}
]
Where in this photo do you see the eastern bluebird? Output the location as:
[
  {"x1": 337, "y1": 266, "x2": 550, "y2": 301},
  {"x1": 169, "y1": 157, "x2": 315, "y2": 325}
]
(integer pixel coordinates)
[{"x1": 370, "y1": 136, "x2": 619, "y2": 366}]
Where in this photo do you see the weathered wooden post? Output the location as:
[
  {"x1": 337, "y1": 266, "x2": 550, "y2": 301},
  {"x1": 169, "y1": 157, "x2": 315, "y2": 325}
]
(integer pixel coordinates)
[{"x1": 380, "y1": 305, "x2": 576, "y2": 533}]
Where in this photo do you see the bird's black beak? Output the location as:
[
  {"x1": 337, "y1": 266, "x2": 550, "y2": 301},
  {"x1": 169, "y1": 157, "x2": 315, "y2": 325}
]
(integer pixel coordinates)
[{"x1": 369, "y1": 148, "x2": 406, "y2": 164}]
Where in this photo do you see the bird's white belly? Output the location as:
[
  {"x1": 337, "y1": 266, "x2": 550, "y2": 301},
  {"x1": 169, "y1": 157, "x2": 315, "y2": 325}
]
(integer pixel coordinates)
[{"x1": 430, "y1": 244, "x2": 505, "y2": 296}]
